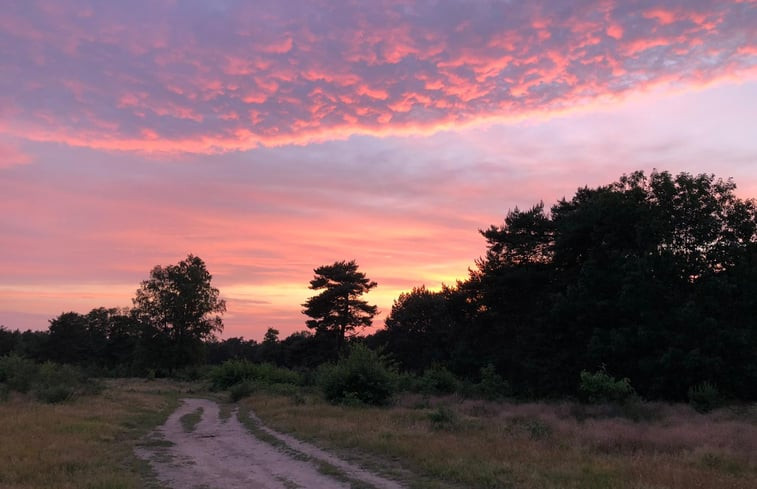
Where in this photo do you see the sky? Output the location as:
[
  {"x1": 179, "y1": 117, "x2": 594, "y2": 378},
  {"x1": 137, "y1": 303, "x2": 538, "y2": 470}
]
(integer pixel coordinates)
[{"x1": 1, "y1": 0, "x2": 756, "y2": 340}]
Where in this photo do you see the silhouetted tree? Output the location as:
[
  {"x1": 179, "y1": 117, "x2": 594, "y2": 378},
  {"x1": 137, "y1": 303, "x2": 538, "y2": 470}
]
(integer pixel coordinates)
[
  {"x1": 302, "y1": 260, "x2": 377, "y2": 356},
  {"x1": 48, "y1": 312, "x2": 92, "y2": 365},
  {"x1": 132, "y1": 254, "x2": 226, "y2": 371},
  {"x1": 258, "y1": 327, "x2": 282, "y2": 364},
  {"x1": 206, "y1": 337, "x2": 258, "y2": 364},
  {"x1": 279, "y1": 330, "x2": 335, "y2": 369},
  {"x1": 384, "y1": 286, "x2": 456, "y2": 372},
  {"x1": 379, "y1": 170, "x2": 757, "y2": 400},
  {"x1": 0, "y1": 326, "x2": 19, "y2": 356},
  {"x1": 14, "y1": 329, "x2": 50, "y2": 362}
]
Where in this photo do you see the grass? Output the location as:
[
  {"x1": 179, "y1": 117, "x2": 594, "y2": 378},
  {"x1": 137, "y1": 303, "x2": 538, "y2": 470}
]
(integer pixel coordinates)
[
  {"x1": 179, "y1": 407, "x2": 203, "y2": 433},
  {"x1": 0, "y1": 378, "x2": 187, "y2": 489},
  {"x1": 236, "y1": 403, "x2": 384, "y2": 489},
  {"x1": 241, "y1": 392, "x2": 757, "y2": 489}
]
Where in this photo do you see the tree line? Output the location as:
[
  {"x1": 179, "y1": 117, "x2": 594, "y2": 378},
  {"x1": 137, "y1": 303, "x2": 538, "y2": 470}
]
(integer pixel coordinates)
[
  {"x1": 2, "y1": 170, "x2": 756, "y2": 401},
  {"x1": 0, "y1": 255, "x2": 225, "y2": 375},
  {"x1": 375, "y1": 170, "x2": 757, "y2": 401},
  {"x1": 0, "y1": 256, "x2": 376, "y2": 376}
]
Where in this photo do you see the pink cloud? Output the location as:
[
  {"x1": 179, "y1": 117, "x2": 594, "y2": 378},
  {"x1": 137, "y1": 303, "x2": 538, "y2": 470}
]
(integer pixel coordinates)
[
  {"x1": 0, "y1": 143, "x2": 31, "y2": 168},
  {"x1": 643, "y1": 8, "x2": 678, "y2": 25},
  {"x1": 2, "y1": 76, "x2": 756, "y2": 338},
  {"x1": 0, "y1": 1, "x2": 753, "y2": 154}
]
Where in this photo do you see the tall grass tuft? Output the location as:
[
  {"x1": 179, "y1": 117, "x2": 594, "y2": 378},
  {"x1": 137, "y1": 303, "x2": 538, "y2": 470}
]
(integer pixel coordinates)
[{"x1": 688, "y1": 381, "x2": 721, "y2": 413}]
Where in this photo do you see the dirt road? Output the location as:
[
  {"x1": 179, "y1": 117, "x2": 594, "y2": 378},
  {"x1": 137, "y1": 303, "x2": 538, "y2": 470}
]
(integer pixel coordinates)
[{"x1": 136, "y1": 398, "x2": 405, "y2": 489}]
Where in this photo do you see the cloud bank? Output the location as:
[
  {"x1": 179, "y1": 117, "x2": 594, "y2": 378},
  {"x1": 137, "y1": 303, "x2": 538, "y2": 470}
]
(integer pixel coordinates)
[{"x1": 1, "y1": 0, "x2": 754, "y2": 153}]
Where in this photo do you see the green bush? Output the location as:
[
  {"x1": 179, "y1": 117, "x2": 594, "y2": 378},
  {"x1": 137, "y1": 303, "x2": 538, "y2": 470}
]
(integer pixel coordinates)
[
  {"x1": 418, "y1": 366, "x2": 460, "y2": 395},
  {"x1": 688, "y1": 382, "x2": 721, "y2": 413},
  {"x1": 229, "y1": 381, "x2": 256, "y2": 402},
  {"x1": 209, "y1": 359, "x2": 257, "y2": 389},
  {"x1": 33, "y1": 362, "x2": 98, "y2": 403},
  {"x1": 35, "y1": 384, "x2": 76, "y2": 403},
  {"x1": 0, "y1": 354, "x2": 39, "y2": 393},
  {"x1": 253, "y1": 363, "x2": 303, "y2": 385},
  {"x1": 173, "y1": 364, "x2": 212, "y2": 381},
  {"x1": 0, "y1": 356, "x2": 97, "y2": 403},
  {"x1": 579, "y1": 368, "x2": 636, "y2": 404},
  {"x1": 209, "y1": 360, "x2": 302, "y2": 390},
  {"x1": 428, "y1": 405, "x2": 460, "y2": 430},
  {"x1": 318, "y1": 345, "x2": 396, "y2": 405},
  {"x1": 0, "y1": 383, "x2": 8, "y2": 402},
  {"x1": 395, "y1": 372, "x2": 420, "y2": 392},
  {"x1": 474, "y1": 364, "x2": 511, "y2": 400}
]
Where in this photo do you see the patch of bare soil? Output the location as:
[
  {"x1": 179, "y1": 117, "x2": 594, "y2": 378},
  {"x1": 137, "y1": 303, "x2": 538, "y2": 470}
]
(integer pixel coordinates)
[{"x1": 136, "y1": 398, "x2": 405, "y2": 489}]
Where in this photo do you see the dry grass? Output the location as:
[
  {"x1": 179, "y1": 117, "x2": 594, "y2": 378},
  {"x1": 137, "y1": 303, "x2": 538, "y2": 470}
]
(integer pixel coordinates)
[
  {"x1": 243, "y1": 392, "x2": 757, "y2": 489},
  {"x1": 0, "y1": 378, "x2": 187, "y2": 489}
]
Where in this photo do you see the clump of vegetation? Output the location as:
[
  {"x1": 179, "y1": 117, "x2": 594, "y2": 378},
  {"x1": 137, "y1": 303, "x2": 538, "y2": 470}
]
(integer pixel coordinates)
[
  {"x1": 35, "y1": 362, "x2": 101, "y2": 403},
  {"x1": 209, "y1": 359, "x2": 302, "y2": 390},
  {"x1": 428, "y1": 405, "x2": 460, "y2": 430},
  {"x1": 473, "y1": 363, "x2": 511, "y2": 400},
  {"x1": 180, "y1": 407, "x2": 204, "y2": 432},
  {"x1": 318, "y1": 344, "x2": 395, "y2": 405},
  {"x1": 229, "y1": 380, "x2": 257, "y2": 402},
  {"x1": 0, "y1": 354, "x2": 39, "y2": 393},
  {"x1": 418, "y1": 365, "x2": 460, "y2": 395},
  {"x1": 0, "y1": 355, "x2": 98, "y2": 403},
  {"x1": 506, "y1": 416, "x2": 553, "y2": 440},
  {"x1": 689, "y1": 382, "x2": 721, "y2": 413},
  {"x1": 579, "y1": 368, "x2": 636, "y2": 404}
]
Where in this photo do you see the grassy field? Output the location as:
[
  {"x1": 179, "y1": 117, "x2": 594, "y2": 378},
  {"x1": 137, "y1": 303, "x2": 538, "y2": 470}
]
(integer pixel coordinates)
[
  {"x1": 4, "y1": 376, "x2": 757, "y2": 489},
  {"x1": 0, "y1": 378, "x2": 186, "y2": 489},
  {"x1": 242, "y1": 392, "x2": 757, "y2": 489}
]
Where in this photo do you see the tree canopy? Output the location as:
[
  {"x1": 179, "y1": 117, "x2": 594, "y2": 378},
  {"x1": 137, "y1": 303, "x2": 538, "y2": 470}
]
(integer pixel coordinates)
[
  {"x1": 132, "y1": 254, "x2": 226, "y2": 371},
  {"x1": 380, "y1": 170, "x2": 757, "y2": 400},
  {"x1": 302, "y1": 260, "x2": 377, "y2": 356}
]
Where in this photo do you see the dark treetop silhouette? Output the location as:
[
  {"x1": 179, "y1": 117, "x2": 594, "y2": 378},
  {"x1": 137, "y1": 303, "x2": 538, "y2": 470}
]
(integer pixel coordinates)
[
  {"x1": 302, "y1": 260, "x2": 377, "y2": 356},
  {"x1": 132, "y1": 254, "x2": 226, "y2": 371}
]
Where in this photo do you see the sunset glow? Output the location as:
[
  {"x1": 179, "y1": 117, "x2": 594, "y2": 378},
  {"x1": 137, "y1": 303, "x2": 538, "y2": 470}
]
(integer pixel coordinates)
[{"x1": 1, "y1": 0, "x2": 756, "y2": 339}]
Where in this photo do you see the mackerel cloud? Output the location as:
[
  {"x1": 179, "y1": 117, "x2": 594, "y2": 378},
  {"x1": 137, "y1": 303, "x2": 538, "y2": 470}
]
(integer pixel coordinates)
[{"x1": 1, "y1": 0, "x2": 755, "y2": 153}]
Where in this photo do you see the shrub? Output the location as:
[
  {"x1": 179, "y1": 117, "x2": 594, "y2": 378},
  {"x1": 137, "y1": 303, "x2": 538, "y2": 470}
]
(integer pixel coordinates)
[
  {"x1": 474, "y1": 364, "x2": 511, "y2": 400},
  {"x1": 229, "y1": 381, "x2": 256, "y2": 402},
  {"x1": 318, "y1": 345, "x2": 396, "y2": 405},
  {"x1": 173, "y1": 364, "x2": 212, "y2": 381},
  {"x1": 209, "y1": 360, "x2": 302, "y2": 390},
  {"x1": 579, "y1": 368, "x2": 636, "y2": 404},
  {"x1": 35, "y1": 384, "x2": 76, "y2": 403},
  {"x1": 0, "y1": 356, "x2": 97, "y2": 403},
  {"x1": 0, "y1": 354, "x2": 38, "y2": 393},
  {"x1": 688, "y1": 382, "x2": 721, "y2": 413},
  {"x1": 33, "y1": 362, "x2": 98, "y2": 403},
  {"x1": 253, "y1": 363, "x2": 303, "y2": 385},
  {"x1": 428, "y1": 405, "x2": 460, "y2": 430},
  {"x1": 418, "y1": 366, "x2": 460, "y2": 395},
  {"x1": 209, "y1": 359, "x2": 257, "y2": 389},
  {"x1": 395, "y1": 372, "x2": 421, "y2": 393},
  {"x1": 0, "y1": 383, "x2": 8, "y2": 402}
]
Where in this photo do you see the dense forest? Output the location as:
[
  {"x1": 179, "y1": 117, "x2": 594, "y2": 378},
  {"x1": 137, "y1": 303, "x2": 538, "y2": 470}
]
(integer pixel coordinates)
[{"x1": 2, "y1": 170, "x2": 756, "y2": 402}]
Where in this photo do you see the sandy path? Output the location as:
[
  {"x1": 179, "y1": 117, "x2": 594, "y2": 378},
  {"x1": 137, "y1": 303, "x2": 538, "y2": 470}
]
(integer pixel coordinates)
[{"x1": 136, "y1": 398, "x2": 405, "y2": 489}]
